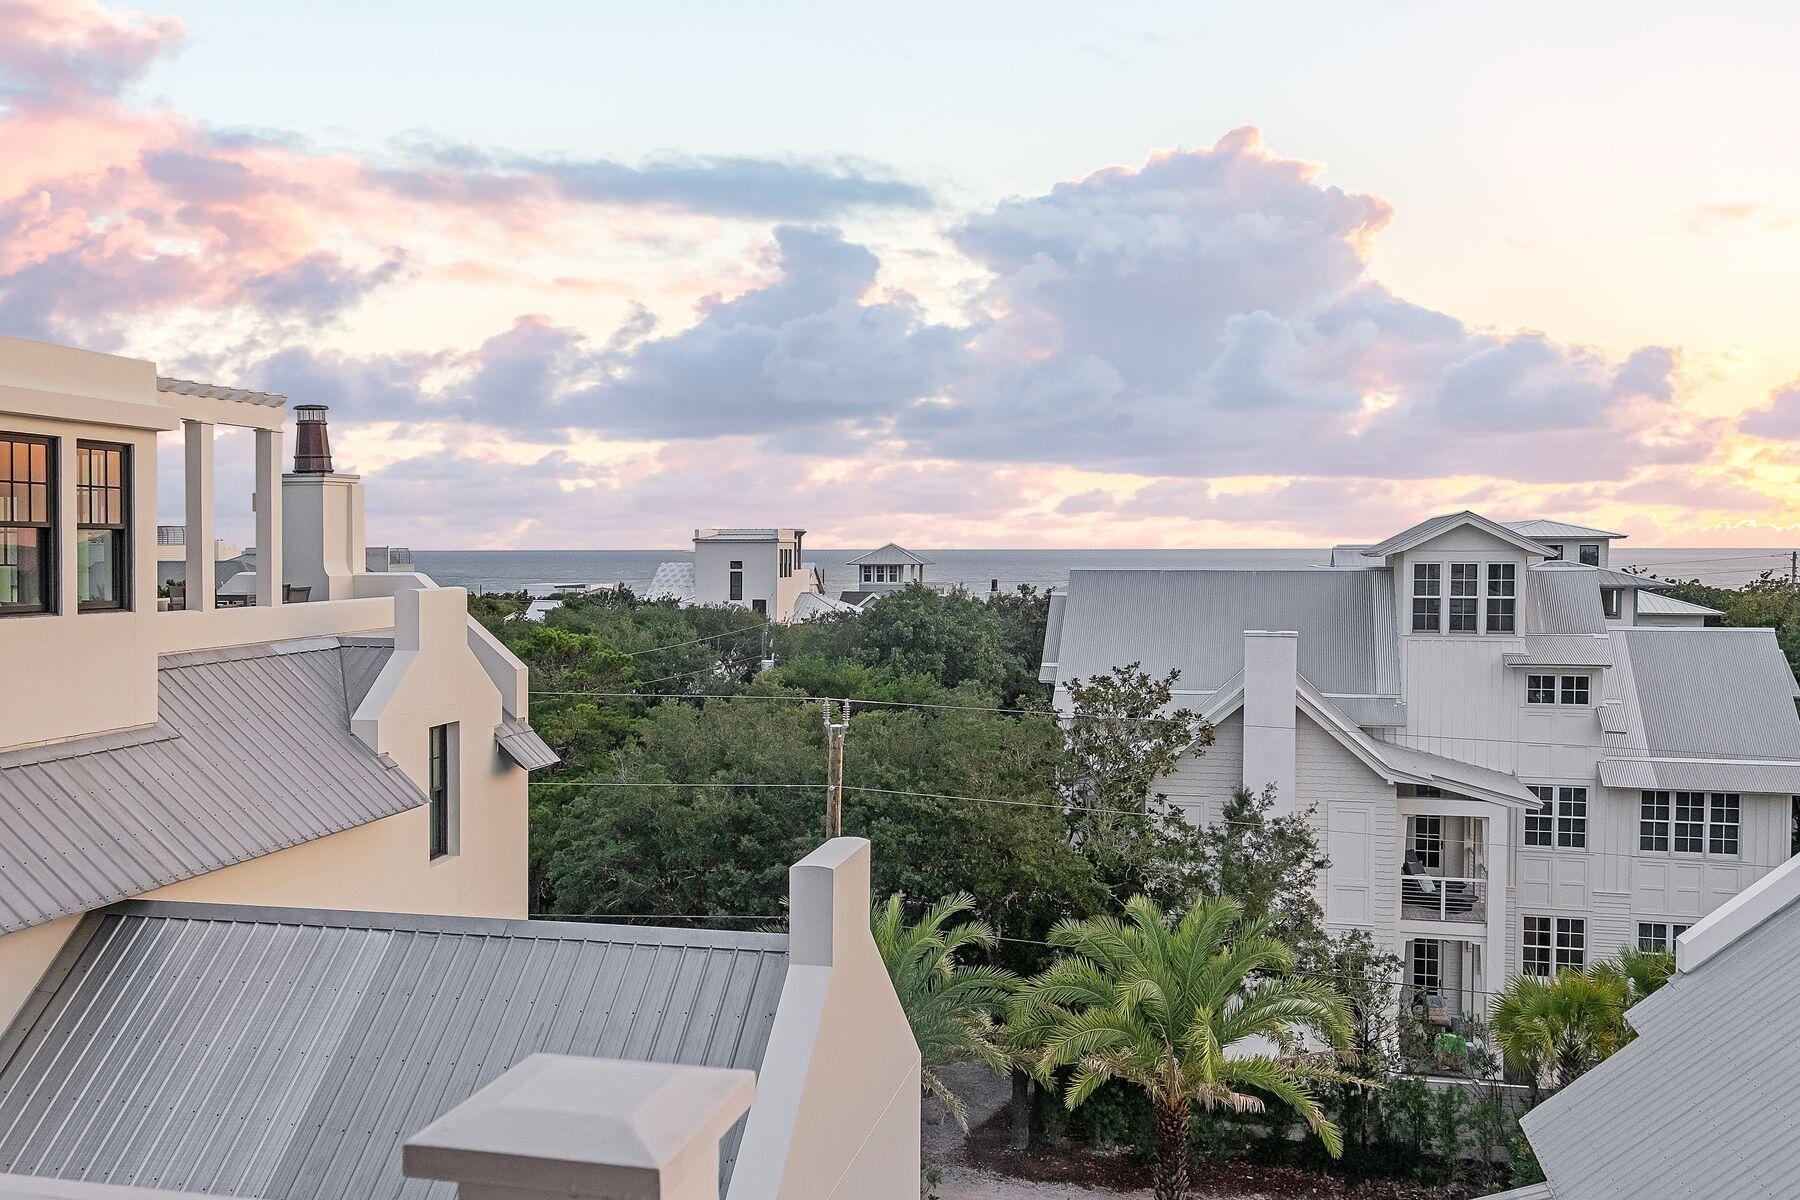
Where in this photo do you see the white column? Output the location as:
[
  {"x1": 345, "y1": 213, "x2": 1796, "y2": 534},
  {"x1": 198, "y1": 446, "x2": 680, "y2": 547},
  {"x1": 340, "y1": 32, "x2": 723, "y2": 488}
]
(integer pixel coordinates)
[
  {"x1": 1241, "y1": 631, "x2": 1299, "y2": 815},
  {"x1": 1483, "y1": 809, "x2": 1511, "y2": 1014},
  {"x1": 182, "y1": 420, "x2": 215, "y2": 612},
  {"x1": 254, "y1": 427, "x2": 283, "y2": 607},
  {"x1": 403, "y1": 1054, "x2": 755, "y2": 1200}
]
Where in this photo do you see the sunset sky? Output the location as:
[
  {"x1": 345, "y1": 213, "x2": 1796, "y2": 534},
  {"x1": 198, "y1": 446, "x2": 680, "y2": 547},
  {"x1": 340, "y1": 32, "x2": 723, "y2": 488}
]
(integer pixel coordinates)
[{"x1": 5, "y1": 0, "x2": 1800, "y2": 548}]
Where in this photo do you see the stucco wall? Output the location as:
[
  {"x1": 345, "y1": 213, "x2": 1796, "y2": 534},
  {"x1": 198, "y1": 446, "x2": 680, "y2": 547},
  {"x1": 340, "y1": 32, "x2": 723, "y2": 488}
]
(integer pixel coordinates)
[{"x1": 0, "y1": 916, "x2": 82, "y2": 1030}]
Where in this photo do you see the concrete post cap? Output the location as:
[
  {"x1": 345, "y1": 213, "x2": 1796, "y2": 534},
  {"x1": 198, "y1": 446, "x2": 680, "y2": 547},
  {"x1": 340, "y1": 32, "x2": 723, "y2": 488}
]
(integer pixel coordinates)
[{"x1": 403, "y1": 1054, "x2": 755, "y2": 1198}]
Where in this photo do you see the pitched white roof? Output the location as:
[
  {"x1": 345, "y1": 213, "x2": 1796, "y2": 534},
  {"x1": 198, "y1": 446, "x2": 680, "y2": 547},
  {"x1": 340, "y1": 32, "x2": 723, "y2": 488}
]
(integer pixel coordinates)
[
  {"x1": 845, "y1": 543, "x2": 931, "y2": 567},
  {"x1": 645, "y1": 561, "x2": 695, "y2": 603},
  {"x1": 1361, "y1": 511, "x2": 1551, "y2": 558},
  {"x1": 1504, "y1": 518, "x2": 1628, "y2": 540}
]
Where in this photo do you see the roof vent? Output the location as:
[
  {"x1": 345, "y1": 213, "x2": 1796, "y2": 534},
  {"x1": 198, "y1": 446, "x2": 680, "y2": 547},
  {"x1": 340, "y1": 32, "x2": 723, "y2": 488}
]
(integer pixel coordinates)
[{"x1": 293, "y1": 404, "x2": 333, "y2": 474}]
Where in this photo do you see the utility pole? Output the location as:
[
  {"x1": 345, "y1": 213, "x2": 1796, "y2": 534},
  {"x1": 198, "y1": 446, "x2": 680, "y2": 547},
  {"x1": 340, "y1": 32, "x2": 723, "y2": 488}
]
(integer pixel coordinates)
[
  {"x1": 1790, "y1": 549, "x2": 1796, "y2": 588},
  {"x1": 821, "y1": 699, "x2": 850, "y2": 838}
]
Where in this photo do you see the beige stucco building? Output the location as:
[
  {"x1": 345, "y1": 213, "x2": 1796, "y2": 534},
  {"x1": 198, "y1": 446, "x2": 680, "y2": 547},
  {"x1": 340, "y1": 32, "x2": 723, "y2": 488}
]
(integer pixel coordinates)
[{"x1": 0, "y1": 335, "x2": 919, "y2": 1200}]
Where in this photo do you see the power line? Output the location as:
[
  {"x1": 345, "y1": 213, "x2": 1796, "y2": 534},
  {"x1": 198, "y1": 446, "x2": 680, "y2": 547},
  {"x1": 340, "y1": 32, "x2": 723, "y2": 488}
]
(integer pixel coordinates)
[
  {"x1": 613, "y1": 621, "x2": 768, "y2": 657},
  {"x1": 528, "y1": 685, "x2": 1800, "y2": 763}
]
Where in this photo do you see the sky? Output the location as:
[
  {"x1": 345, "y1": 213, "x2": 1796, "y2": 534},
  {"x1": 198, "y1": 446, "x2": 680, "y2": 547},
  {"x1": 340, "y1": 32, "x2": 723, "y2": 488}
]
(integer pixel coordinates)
[{"x1": 4, "y1": 1, "x2": 1800, "y2": 549}]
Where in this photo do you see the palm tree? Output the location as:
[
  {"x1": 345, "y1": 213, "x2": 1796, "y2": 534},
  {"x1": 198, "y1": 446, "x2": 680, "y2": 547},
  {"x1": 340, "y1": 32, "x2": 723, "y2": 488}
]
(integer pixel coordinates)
[
  {"x1": 871, "y1": 891, "x2": 1017, "y2": 1129},
  {"x1": 1018, "y1": 894, "x2": 1355, "y2": 1200},
  {"x1": 1490, "y1": 969, "x2": 1628, "y2": 1093},
  {"x1": 1492, "y1": 948, "x2": 1673, "y2": 1095}
]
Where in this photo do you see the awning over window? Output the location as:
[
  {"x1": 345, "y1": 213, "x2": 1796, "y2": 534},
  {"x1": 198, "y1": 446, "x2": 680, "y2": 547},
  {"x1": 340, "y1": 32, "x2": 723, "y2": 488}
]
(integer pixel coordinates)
[{"x1": 495, "y1": 717, "x2": 559, "y2": 771}]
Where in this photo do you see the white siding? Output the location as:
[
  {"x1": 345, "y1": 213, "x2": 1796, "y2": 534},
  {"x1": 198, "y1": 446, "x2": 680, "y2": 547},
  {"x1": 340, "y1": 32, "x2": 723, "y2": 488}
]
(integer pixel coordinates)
[
  {"x1": 1295, "y1": 716, "x2": 1401, "y2": 937},
  {"x1": 1162, "y1": 712, "x2": 1242, "y2": 827}
]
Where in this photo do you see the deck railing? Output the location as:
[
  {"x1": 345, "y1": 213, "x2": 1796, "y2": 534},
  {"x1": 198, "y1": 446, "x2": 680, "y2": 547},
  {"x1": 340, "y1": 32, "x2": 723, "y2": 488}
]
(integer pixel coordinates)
[{"x1": 1400, "y1": 870, "x2": 1487, "y2": 924}]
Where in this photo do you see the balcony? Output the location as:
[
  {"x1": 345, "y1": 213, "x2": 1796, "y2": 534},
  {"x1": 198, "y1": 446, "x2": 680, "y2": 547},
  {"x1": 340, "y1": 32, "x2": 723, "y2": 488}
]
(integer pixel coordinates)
[{"x1": 1401, "y1": 866, "x2": 1488, "y2": 924}]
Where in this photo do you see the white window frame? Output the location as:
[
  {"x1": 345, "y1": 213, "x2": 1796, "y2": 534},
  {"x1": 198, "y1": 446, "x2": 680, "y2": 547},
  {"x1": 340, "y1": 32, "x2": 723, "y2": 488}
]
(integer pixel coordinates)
[
  {"x1": 1411, "y1": 563, "x2": 1441, "y2": 632},
  {"x1": 1525, "y1": 674, "x2": 1590, "y2": 706},
  {"x1": 1523, "y1": 915, "x2": 1585, "y2": 975},
  {"x1": 1410, "y1": 939, "x2": 1442, "y2": 993},
  {"x1": 1636, "y1": 922, "x2": 1691, "y2": 953},
  {"x1": 1639, "y1": 790, "x2": 1739, "y2": 859},
  {"x1": 1485, "y1": 563, "x2": 1516, "y2": 632},
  {"x1": 1602, "y1": 587, "x2": 1623, "y2": 620},
  {"x1": 1410, "y1": 558, "x2": 1526, "y2": 636}
]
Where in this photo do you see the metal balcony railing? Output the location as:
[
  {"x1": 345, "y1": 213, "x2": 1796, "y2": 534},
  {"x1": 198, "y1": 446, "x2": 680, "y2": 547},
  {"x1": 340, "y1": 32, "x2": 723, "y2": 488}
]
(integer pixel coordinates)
[
  {"x1": 1400, "y1": 865, "x2": 1487, "y2": 924},
  {"x1": 157, "y1": 525, "x2": 186, "y2": 545}
]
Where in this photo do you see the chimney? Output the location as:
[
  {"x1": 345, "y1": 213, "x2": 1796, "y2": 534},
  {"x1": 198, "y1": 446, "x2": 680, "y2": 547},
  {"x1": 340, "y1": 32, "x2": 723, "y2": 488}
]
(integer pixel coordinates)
[
  {"x1": 283, "y1": 406, "x2": 365, "y2": 601},
  {"x1": 293, "y1": 404, "x2": 333, "y2": 473},
  {"x1": 1241, "y1": 631, "x2": 1298, "y2": 816}
]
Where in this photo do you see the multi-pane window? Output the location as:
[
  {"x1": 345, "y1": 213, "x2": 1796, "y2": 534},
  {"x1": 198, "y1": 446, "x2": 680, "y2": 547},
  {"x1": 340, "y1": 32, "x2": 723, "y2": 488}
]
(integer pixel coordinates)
[
  {"x1": 1411, "y1": 563, "x2": 1441, "y2": 632},
  {"x1": 1556, "y1": 786, "x2": 1588, "y2": 848},
  {"x1": 1640, "y1": 790, "x2": 1671, "y2": 851},
  {"x1": 428, "y1": 723, "x2": 452, "y2": 860},
  {"x1": 1527, "y1": 674, "x2": 1589, "y2": 705},
  {"x1": 728, "y1": 559, "x2": 744, "y2": 601},
  {"x1": 1710, "y1": 793, "x2": 1740, "y2": 855},
  {"x1": 1674, "y1": 791, "x2": 1706, "y2": 853},
  {"x1": 1579, "y1": 544, "x2": 1600, "y2": 566},
  {"x1": 1411, "y1": 815, "x2": 1443, "y2": 870},
  {"x1": 1485, "y1": 563, "x2": 1516, "y2": 632},
  {"x1": 1410, "y1": 939, "x2": 1442, "y2": 993},
  {"x1": 1601, "y1": 588, "x2": 1623, "y2": 620},
  {"x1": 1526, "y1": 786, "x2": 1554, "y2": 847},
  {"x1": 1555, "y1": 918, "x2": 1586, "y2": 970},
  {"x1": 1525, "y1": 786, "x2": 1586, "y2": 848},
  {"x1": 0, "y1": 433, "x2": 53, "y2": 615},
  {"x1": 1637, "y1": 923, "x2": 1690, "y2": 953},
  {"x1": 1448, "y1": 562, "x2": 1479, "y2": 632},
  {"x1": 779, "y1": 548, "x2": 792, "y2": 578},
  {"x1": 75, "y1": 442, "x2": 129, "y2": 611},
  {"x1": 1522, "y1": 916, "x2": 1552, "y2": 975},
  {"x1": 1523, "y1": 916, "x2": 1585, "y2": 975}
]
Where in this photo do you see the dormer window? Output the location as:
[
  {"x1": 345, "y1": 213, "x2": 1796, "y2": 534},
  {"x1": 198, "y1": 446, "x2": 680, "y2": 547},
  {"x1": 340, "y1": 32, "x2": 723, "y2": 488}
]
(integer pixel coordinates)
[
  {"x1": 1448, "y1": 563, "x2": 1480, "y2": 632},
  {"x1": 1410, "y1": 564, "x2": 1441, "y2": 632},
  {"x1": 1485, "y1": 564, "x2": 1516, "y2": 632},
  {"x1": 0, "y1": 433, "x2": 53, "y2": 616}
]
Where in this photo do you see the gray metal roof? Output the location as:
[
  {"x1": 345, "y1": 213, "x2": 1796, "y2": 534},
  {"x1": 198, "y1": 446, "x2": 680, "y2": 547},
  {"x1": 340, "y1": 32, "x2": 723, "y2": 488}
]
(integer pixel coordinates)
[
  {"x1": 1521, "y1": 887, "x2": 1800, "y2": 1199},
  {"x1": 1608, "y1": 627, "x2": 1800, "y2": 760},
  {"x1": 0, "y1": 902, "x2": 789, "y2": 1200},
  {"x1": 1635, "y1": 591, "x2": 1722, "y2": 618},
  {"x1": 1598, "y1": 756, "x2": 1800, "y2": 793},
  {"x1": 1361, "y1": 511, "x2": 1550, "y2": 557},
  {"x1": 1503, "y1": 519, "x2": 1627, "y2": 540},
  {"x1": 1048, "y1": 568, "x2": 1401, "y2": 696},
  {"x1": 1524, "y1": 564, "x2": 1610, "y2": 635},
  {"x1": 1503, "y1": 635, "x2": 1614, "y2": 669},
  {"x1": 494, "y1": 718, "x2": 559, "y2": 771},
  {"x1": 0, "y1": 640, "x2": 424, "y2": 934}
]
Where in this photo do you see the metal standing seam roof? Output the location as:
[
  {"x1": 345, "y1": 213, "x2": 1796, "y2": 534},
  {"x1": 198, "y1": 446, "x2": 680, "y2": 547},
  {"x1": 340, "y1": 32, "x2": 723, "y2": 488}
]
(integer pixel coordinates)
[
  {"x1": 1520, "y1": 887, "x2": 1800, "y2": 1199},
  {"x1": 1524, "y1": 564, "x2": 1611, "y2": 635},
  {"x1": 1049, "y1": 568, "x2": 1401, "y2": 696},
  {"x1": 0, "y1": 902, "x2": 790, "y2": 1200},
  {"x1": 0, "y1": 639, "x2": 424, "y2": 935},
  {"x1": 494, "y1": 718, "x2": 559, "y2": 771},
  {"x1": 1635, "y1": 591, "x2": 1723, "y2": 618},
  {"x1": 1360, "y1": 511, "x2": 1551, "y2": 558},
  {"x1": 1609, "y1": 627, "x2": 1800, "y2": 758},
  {"x1": 1503, "y1": 519, "x2": 1628, "y2": 540}
]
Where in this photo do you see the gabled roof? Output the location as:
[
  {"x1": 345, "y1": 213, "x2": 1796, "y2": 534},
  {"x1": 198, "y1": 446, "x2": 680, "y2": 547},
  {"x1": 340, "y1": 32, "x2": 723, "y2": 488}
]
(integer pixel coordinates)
[
  {"x1": 0, "y1": 639, "x2": 425, "y2": 934},
  {"x1": 845, "y1": 543, "x2": 931, "y2": 567},
  {"x1": 1503, "y1": 518, "x2": 1628, "y2": 540},
  {"x1": 1361, "y1": 511, "x2": 1551, "y2": 558},
  {"x1": 1200, "y1": 675, "x2": 1538, "y2": 809},
  {"x1": 0, "y1": 901, "x2": 789, "y2": 1199}
]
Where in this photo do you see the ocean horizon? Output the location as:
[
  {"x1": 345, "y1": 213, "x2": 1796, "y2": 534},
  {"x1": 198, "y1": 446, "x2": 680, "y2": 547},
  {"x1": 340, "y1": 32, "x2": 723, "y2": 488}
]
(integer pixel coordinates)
[{"x1": 412, "y1": 546, "x2": 1797, "y2": 599}]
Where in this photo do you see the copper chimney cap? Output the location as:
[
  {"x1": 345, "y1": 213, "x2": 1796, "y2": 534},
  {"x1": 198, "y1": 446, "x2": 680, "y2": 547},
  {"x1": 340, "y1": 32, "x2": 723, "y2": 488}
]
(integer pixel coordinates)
[{"x1": 293, "y1": 404, "x2": 333, "y2": 474}]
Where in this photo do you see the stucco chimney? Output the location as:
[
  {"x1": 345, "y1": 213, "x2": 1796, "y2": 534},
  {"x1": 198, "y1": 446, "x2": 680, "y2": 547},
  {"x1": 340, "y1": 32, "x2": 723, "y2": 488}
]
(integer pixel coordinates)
[
  {"x1": 292, "y1": 404, "x2": 333, "y2": 473},
  {"x1": 282, "y1": 408, "x2": 365, "y2": 601},
  {"x1": 1241, "y1": 631, "x2": 1298, "y2": 816}
]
